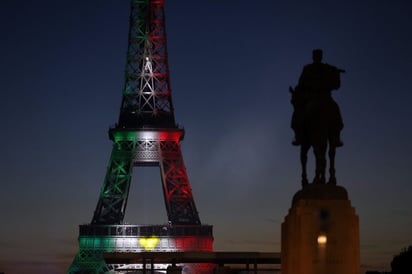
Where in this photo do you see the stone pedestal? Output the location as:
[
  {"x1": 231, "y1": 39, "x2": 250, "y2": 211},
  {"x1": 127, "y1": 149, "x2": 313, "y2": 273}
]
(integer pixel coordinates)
[{"x1": 281, "y1": 184, "x2": 360, "y2": 274}]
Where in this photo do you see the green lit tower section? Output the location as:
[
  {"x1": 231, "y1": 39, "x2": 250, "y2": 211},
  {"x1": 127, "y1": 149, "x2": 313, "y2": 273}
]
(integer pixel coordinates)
[{"x1": 68, "y1": 1, "x2": 213, "y2": 273}]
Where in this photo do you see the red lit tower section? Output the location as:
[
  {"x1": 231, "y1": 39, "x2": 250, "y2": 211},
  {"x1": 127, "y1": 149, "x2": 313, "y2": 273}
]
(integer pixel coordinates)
[{"x1": 68, "y1": 1, "x2": 213, "y2": 273}]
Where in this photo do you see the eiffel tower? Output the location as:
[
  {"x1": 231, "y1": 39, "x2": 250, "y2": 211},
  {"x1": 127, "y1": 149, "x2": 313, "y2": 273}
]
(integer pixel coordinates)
[{"x1": 68, "y1": 1, "x2": 213, "y2": 273}]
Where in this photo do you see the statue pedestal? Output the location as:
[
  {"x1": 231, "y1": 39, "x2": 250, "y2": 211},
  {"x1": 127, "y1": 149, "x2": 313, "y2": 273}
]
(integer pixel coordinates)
[{"x1": 281, "y1": 184, "x2": 360, "y2": 274}]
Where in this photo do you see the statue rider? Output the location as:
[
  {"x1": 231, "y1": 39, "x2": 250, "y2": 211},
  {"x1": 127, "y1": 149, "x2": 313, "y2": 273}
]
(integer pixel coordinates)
[{"x1": 291, "y1": 49, "x2": 344, "y2": 147}]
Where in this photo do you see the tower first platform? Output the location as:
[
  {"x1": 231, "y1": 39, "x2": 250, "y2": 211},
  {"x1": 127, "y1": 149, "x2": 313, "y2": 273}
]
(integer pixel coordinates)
[{"x1": 281, "y1": 184, "x2": 360, "y2": 274}]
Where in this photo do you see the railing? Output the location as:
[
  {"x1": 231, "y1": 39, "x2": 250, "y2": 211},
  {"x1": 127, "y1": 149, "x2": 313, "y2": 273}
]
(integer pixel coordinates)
[{"x1": 79, "y1": 224, "x2": 213, "y2": 237}]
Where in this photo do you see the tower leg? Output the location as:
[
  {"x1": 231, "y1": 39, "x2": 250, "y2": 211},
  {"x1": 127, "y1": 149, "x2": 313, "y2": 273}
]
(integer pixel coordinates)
[
  {"x1": 159, "y1": 138, "x2": 200, "y2": 225},
  {"x1": 68, "y1": 249, "x2": 112, "y2": 274},
  {"x1": 91, "y1": 136, "x2": 135, "y2": 225}
]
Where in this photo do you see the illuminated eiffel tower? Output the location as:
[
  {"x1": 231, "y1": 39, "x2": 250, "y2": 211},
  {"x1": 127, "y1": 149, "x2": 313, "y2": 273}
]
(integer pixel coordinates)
[{"x1": 68, "y1": 1, "x2": 213, "y2": 273}]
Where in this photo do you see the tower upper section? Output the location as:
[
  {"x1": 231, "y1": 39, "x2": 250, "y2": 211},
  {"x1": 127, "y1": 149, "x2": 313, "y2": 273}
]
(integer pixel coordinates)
[{"x1": 118, "y1": 0, "x2": 176, "y2": 129}]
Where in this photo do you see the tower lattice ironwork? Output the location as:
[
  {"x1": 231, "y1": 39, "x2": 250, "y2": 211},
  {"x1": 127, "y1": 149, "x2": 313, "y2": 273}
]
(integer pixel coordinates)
[{"x1": 68, "y1": 1, "x2": 213, "y2": 273}]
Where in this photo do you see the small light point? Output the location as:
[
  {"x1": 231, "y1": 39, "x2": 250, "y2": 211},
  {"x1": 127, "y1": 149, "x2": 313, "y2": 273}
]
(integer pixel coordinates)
[{"x1": 317, "y1": 234, "x2": 327, "y2": 245}]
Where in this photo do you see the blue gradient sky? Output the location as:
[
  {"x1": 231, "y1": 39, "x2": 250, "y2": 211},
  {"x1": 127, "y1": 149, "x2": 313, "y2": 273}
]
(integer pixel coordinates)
[{"x1": 1, "y1": 1, "x2": 411, "y2": 273}]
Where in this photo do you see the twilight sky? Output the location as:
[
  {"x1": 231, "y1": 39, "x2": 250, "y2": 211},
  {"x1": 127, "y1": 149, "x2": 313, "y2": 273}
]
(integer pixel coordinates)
[{"x1": 1, "y1": 0, "x2": 412, "y2": 273}]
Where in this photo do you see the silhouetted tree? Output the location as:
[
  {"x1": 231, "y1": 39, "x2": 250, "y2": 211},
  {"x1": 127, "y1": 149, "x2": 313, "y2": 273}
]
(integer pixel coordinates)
[{"x1": 391, "y1": 245, "x2": 412, "y2": 274}]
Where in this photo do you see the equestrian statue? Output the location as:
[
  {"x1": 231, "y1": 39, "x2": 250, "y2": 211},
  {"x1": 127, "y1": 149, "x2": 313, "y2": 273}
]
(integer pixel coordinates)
[{"x1": 290, "y1": 49, "x2": 346, "y2": 186}]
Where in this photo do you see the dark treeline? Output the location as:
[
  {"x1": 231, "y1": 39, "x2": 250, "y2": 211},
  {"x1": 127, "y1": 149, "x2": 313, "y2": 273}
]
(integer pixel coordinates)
[{"x1": 366, "y1": 245, "x2": 412, "y2": 274}]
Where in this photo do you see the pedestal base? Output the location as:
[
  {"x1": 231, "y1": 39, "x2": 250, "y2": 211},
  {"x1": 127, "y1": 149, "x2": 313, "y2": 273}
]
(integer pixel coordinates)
[{"x1": 281, "y1": 184, "x2": 360, "y2": 274}]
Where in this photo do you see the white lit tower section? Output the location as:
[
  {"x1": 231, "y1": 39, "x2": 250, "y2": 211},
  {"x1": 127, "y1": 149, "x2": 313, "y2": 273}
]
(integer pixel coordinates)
[{"x1": 68, "y1": 1, "x2": 213, "y2": 273}]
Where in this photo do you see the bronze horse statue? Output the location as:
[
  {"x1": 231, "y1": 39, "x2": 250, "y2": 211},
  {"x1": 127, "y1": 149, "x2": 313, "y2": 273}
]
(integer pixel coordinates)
[{"x1": 290, "y1": 86, "x2": 342, "y2": 187}]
